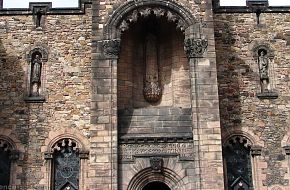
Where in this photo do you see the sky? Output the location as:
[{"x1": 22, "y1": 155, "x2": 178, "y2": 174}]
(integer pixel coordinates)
[
  {"x1": 3, "y1": 0, "x2": 290, "y2": 8},
  {"x1": 220, "y1": 0, "x2": 290, "y2": 6},
  {"x1": 3, "y1": 0, "x2": 79, "y2": 8}
]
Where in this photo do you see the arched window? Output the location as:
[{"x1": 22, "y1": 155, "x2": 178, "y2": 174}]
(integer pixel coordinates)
[
  {"x1": 45, "y1": 138, "x2": 89, "y2": 190},
  {"x1": 52, "y1": 139, "x2": 80, "y2": 190},
  {"x1": 0, "y1": 138, "x2": 19, "y2": 186},
  {"x1": 223, "y1": 136, "x2": 254, "y2": 190}
]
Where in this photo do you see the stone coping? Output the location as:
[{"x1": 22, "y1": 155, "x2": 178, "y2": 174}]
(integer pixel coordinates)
[{"x1": 0, "y1": 0, "x2": 92, "y2": 15}]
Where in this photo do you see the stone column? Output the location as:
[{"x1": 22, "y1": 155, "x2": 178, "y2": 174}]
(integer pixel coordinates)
[
  {"x1": 184, "y1": 37, "x2": 225, "y2": 190},
  {"x1": 90, "y1": 38, "x2": 120, "y2": 190}
]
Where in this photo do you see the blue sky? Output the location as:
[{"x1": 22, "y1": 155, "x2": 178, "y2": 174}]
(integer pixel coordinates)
[{"x1": 3, "y1": 0, "x2": 290, "y2": 8}]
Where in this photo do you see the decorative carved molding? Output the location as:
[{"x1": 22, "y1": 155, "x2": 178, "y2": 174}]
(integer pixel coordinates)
[
  {"x1": 184, "y1": 38, "x2": 208, "y2": 58},
  {"x1": 102, "y1": 39, "x2": 121, "y2": 59},
  {"x1": 119, "y1": 136, "x2": 193, "y2": 144},
  {"x1": 143, "y1": 33, "x2": 162, "y2": 103},
  {"x1": 118, "y1": 7, "x2": 187, "y2": 32},
  {"x1": 119, "y1": 142, "x2": 194, "y2": 162},
  {"x1": 252, "y1": 43, "x2": 274, "y2": 59},
  {"x1": 150, "y1": 157, "x2": 163, "y2": 172},
  {"x1": 27, "y1": 46, "x2": 48, "y2": 62},
  {"x1": 51, "y1": 138, "x2": 79, "y2": 152}
]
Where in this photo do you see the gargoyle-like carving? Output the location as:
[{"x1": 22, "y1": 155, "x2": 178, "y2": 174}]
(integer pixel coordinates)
[
  {"x1": 103, "y1": 39, "x2": 121, "y2": 58},
  {"x1": 184, "y1": 38, "x2": 208, "y2": 58}
]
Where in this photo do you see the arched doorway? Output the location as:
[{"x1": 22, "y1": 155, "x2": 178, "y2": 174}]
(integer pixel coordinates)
[{"x1": 143, "y1": 181, "x2": 171, "y2": 190}]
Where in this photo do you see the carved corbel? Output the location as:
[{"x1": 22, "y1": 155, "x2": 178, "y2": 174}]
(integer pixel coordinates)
[
  {"x1": 150, "y1": 157, "x2": 163, "y2": 172},
  {"x1": 102, "y1": 39, "x2": 121, "y2": 59},
  {"x1": 184, "y1": 38, "x2": 208, "y2": 58},
  {"x1": 79, "y1": 150, "x2": 89, "y2": 159},
  {"x1": 251, "y1": 145, "x2": 262, "y2": 156}
]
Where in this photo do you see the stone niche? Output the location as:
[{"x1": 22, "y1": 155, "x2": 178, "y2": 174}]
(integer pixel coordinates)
[{"x1": 117, "y1": 15, "x2": 192, "y2": 138}]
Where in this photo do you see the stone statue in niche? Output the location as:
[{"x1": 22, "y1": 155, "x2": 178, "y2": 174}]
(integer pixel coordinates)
[
  {"x1": 143, "y1": 33, "x2": 162, "y2": 103},
  {"x1": 35, "y1": 8, "x2": 44, "y2": 28},
  {"x1": 258, "y1": 49, "x2": 270, "y2": 92},
  {"x1": 30, "y1": 54, "x2": 42, "y2": 96}
]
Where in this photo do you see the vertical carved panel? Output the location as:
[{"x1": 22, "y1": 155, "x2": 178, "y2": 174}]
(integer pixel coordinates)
[{"x1": 143, "y1": 33, "x2": 162, "y2": 103}]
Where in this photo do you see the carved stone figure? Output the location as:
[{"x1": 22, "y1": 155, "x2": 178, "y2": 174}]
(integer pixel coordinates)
[
  {"x1": 30, "y1": 54, "x2": 42, "y2": 96},
  {"x1": 36, "y1": 9, "x2": 44, "y2": 28},
  {"x1": 258, "y1": 50, "x2": 270, "y2": 92},
  {"x1": 143, "y1": 33, "x2": 162, "y2": 103}
]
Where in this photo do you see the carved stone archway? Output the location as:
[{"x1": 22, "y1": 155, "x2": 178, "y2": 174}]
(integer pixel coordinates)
[
  {"x1": 127, "y1": 167, "x2": 186, "y2": 190},
  {"x1": 104, "y1": 0, "x2": 197, "y2": 39}
]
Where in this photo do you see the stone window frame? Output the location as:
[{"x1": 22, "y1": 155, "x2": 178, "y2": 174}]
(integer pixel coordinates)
[
  {"x1": 44, "y1": 135, "x2": 89, "y2": 190},
  {"x1": 24, "y1": 46, "x2": 48, "y2": 103},
  {"x1": 223, "y1": 135, "x2": 262, "y2": 190},
  {"x1": 0, "y1": 136, "x2": 20, "y2": 188},
  {"x1": 282, "y1": 134, "x2": 290, "y2": 185}
]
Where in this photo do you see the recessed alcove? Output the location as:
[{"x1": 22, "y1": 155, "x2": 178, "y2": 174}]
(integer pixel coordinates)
[{"x1": 117, "y1": 14, "x2": 192, "y2": 138}]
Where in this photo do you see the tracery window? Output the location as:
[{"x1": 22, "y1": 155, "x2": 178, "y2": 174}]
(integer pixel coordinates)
[
  {"x1": 223, "y1": 136, "x2": 253, "y2": 190},
  {"x1": 0, "y1": 138, "x2": 19, "y2": 186},
  {"x1": 52, "y1": 139, "x2": 80, "y2": 190}
]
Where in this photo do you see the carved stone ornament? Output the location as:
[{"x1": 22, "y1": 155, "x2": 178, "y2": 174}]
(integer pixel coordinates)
[
  {"x1": 184, "y1": 38, "x2": 208, "y2": 58},
  {"x1": 150, "y1": 157, "x2": 163, "y2": 172},
  {"x1": 143, "y1": 33, "x2": 162, "y2": 103},
  {"x1": 119, "y1": 142, "x2": 194, "y2": 162},
  {"x1": 103, "y1": 39, "x2": 121, "y2": 58},
  {"x1": 118, "y1": 7, "x2": 186, "y2": 32}
]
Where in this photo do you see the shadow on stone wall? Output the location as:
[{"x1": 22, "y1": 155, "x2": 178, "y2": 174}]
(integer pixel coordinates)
[
  {"x1": 214, "y1": 22, "x2": 254, "y2": 131},
  {"x1": 0, "y1": 38, "x2": 30, "y2": 187}
]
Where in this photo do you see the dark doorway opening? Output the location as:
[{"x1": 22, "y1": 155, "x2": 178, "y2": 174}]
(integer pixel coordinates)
[{"x1": 143, "y1": 181, "x2": 171, "y2": 190}]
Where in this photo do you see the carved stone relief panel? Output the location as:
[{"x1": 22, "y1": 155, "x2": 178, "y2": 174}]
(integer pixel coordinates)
[{"x1": 119, "y1": 142, "x2": 194, "y2": 162}]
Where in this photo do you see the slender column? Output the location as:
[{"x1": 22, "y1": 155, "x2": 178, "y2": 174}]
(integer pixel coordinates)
[
  {"x1": 185, "y1": 36, "x2": 225, "y2": 190},
  {"x1": 90, "y1": 38, "x2": 120, "y2": 190}
]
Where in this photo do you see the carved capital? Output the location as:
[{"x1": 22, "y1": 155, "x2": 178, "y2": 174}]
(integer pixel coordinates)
[
  {"x1": 251, "y1": 145, "x2": 262, "y2": 156},
  {"x1": 150, "y1": 157, "x2": 163, "y2": 172},
  {"x1": 103, "y1": 39, "x2": 121, "y2": 59},
  {"x1": 79, "y1": 150, "x2": 89, "y2": 159},
  {"x1": 284, "y1": 146, "x2": 290, "y2": 155},
  {"x1": 184, "y1": 38, "x2": 208, "y2": 58},
  {"x1": 44, "y1": 152, "x2": 53, "y2": 160}
]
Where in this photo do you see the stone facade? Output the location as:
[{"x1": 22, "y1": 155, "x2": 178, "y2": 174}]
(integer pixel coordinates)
[{"x1": 0, "y1": 0, "x2": 290, "y2": 189}]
